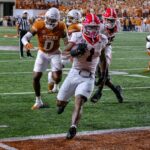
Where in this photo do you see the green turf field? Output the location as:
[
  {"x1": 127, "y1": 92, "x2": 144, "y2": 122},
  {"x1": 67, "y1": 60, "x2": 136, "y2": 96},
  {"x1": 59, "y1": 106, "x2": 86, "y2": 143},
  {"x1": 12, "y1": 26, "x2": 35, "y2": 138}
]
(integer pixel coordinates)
[{"x1": 0, "y1": 27, "x2": 150, "y2": 139}]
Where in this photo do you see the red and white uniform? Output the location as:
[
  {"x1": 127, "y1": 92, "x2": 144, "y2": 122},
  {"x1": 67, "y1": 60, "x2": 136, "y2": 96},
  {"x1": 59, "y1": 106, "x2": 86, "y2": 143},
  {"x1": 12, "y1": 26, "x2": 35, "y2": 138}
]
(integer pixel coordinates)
[
  {"x1": 100, "y1": 24, "x2": 118, "y2": 65},
  {"x1": 57, "y1": 31, "x2": 108, "y2": 101},
  {"x1": 100, "y1": 8, "x2": 119, "y2": 65}
]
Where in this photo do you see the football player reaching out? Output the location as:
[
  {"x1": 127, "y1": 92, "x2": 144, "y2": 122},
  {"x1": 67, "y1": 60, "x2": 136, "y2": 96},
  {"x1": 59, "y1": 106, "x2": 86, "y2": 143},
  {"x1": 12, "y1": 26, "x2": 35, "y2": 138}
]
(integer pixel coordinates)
[
  {"x1": 90, "y1": 8, "x2": 123, "y2": 103},
  {"x1": 146, "y1": 35, "x2": 150, "y2": 70},
  {"x1": 56, "y1": 13, "x2": 108, "y2": 139},
  {"x1": 61, "y1": 9, "x2": 82, "y2": 66},
  {"x1": 49, "y1": 9, "x2": 82, "y2": 93},
  {"x1": 22, "y1": 7, "x2": 68, "y2": 110}
]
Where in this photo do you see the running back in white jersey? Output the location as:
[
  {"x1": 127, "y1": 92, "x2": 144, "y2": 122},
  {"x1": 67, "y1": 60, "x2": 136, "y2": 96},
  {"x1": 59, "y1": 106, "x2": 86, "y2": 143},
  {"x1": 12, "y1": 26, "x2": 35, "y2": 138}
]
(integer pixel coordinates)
[{"x1": 69, "y1": 32, "x2": 108, "y2": 74}]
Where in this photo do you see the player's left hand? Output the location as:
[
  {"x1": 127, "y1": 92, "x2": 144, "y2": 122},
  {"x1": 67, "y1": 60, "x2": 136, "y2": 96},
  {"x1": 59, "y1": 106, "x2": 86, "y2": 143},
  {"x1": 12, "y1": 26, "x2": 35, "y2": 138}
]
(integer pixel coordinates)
[{"x1": 77, "y1": 43, "x2": 87, "y2": 55}]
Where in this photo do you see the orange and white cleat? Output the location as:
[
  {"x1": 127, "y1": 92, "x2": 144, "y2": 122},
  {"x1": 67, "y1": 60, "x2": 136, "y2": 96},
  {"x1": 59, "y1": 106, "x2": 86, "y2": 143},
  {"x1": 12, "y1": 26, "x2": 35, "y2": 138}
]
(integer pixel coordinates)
[{"x1": 31, "y1": 102, "x2": 49, "y2": 110}]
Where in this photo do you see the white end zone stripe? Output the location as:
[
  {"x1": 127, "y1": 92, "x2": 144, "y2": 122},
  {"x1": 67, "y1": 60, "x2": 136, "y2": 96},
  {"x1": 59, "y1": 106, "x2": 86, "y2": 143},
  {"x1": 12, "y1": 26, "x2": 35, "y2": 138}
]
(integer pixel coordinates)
[
  {"x1": 0, "y1": 126, "x2": 150, "y2": 142},
  {"x1": 0, "y1": 143, "x2": 18, "y2": 150}
]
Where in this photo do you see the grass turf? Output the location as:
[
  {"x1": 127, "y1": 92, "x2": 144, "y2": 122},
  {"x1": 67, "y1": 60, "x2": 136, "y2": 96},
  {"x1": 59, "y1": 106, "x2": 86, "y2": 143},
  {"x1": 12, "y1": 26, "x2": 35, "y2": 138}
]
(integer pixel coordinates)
[{"x1": 0, "y1": 27, "x2": 150, "y2": 139}]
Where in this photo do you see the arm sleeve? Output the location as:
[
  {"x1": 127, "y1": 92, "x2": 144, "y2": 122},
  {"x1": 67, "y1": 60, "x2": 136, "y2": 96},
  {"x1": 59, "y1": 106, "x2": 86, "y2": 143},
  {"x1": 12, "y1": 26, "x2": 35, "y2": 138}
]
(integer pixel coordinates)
[
  {"x1": 21, "y1": 32, "x2": 33, "y2": 46},
  {"x1": 69, "y1": 32, "x2": 77, "y2": 44}
]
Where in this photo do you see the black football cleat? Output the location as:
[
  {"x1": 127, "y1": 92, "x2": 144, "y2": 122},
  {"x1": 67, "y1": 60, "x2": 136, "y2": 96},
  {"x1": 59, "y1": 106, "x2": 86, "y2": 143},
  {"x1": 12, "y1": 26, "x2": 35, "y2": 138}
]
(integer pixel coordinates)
[
  {"x1": 57, "y1": 106, "x2": 65, "y2": 114},
  {"x1": 90, "y1": 89, "x2": 102, "y2": 103},
  {"x1": 115, "y1": 85, "x2": 123, "y2": 103},
  {"x1": 27, "y1": 51, "x2": 34, "y2": 58},
  {"x1": 66, "y1": 126, "x2": 77, "y2": 139}
]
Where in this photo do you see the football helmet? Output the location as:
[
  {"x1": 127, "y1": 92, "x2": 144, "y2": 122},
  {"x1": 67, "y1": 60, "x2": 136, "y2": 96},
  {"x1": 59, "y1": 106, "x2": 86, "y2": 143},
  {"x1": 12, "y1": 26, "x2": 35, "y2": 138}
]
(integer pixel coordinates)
[
  {"x1": 82, "y1": 13, "x2": 100, "y2": 43},
  {"x1": 103, "y1": 8, "x2": 117, "y2": 29},
  {"x1": 45, "y1": 7, "x2": 60, "y2": 30},
  {"x1": 66, "y1": 9, "x2": 82, "y2": 25}
]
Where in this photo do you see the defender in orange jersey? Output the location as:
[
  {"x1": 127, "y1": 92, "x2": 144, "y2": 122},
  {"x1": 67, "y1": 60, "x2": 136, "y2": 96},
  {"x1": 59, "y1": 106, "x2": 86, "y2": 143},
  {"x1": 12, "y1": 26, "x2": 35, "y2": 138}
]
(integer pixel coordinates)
[
  {"x1": 22, "y1": 7, "x2": 67, "y2": 110},
  {"x1": 61, "y1": 9, "x2": 82, "y2": 66},
  {"x1": 49, "y1": 9, "x2": 82, "y2": 93}
]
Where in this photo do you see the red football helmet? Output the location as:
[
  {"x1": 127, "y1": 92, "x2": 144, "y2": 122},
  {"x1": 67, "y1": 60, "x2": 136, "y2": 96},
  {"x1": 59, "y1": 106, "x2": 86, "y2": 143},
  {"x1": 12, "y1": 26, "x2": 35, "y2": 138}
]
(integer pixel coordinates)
[
  {"x1": 82, "y1": 13, "x2": 100, "y2": 44},
  {"x1": 103, "y1": 8, "x2": 117, "y2": 29}
]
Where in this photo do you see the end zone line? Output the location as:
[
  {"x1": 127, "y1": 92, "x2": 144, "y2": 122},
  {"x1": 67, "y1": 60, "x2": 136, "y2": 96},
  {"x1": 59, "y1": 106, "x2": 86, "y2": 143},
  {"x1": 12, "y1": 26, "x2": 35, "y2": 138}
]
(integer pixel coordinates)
[
  {"x1": 0, "y1": 126, "x2": 150, "y2": 142},
  {"x1": 0, "y1": 143, "x2": 18, "y2": 150}
]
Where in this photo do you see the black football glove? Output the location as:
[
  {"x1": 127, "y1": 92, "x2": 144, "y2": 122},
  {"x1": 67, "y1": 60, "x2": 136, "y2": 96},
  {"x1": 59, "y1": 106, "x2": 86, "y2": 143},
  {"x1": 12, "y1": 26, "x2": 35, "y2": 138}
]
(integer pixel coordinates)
[
  {"x1": 77, "y1": 43, "x2": 87, "y2": 55},
  {"x1": 70, "y1": 43, "x2": 87, "y2": 57}
]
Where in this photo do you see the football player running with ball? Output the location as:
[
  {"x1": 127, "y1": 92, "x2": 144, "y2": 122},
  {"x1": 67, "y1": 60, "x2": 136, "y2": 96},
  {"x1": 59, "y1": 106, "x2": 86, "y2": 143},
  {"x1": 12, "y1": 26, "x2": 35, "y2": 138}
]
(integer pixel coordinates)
[
  {"x1": 56, "y1": 13, "x2": 108, "y2": 139},
  {"x1": 90, "y1": 8, "x2": 123, "y2": 103},
  {"x1": 22, "y1": 7, "x2": 68, "y2": 110}
]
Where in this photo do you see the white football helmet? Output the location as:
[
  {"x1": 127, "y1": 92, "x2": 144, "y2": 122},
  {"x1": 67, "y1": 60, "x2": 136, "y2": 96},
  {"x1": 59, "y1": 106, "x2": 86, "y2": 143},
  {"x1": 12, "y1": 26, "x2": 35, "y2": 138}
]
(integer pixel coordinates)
[
  {"x1": 66, "y1": 9, "x2": 82, "y2": 25},
  {"x1": 45, "y1": 7, "x2": 60, "y2": 30}
]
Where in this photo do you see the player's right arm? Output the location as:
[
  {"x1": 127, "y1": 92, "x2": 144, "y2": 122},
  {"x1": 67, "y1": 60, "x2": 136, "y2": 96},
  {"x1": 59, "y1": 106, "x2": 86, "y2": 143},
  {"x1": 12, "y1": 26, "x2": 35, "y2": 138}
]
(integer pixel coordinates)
[
  {"x1": 21, "y1": 19, "x2": 41, "y2": 49},
  {"x1": 21, "y1": 32, "x2": 34, "y2": 49}
]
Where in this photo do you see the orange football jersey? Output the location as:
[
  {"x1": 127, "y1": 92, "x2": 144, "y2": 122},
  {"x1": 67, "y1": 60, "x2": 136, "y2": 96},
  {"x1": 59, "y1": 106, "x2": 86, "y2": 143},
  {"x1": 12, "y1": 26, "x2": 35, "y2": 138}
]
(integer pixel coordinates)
[
  {"x1": 31, "y1": 19, "x2": 67, "y2": 53},
  {"x1": 67, "y1": 23, "x2": 81, "y2": 36}
]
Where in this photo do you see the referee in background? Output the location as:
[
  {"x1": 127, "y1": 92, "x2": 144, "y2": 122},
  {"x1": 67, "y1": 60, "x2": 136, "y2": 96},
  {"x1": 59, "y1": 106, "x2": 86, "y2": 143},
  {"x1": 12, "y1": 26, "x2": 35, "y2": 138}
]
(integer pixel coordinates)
[{"x1": 16, "y1": 11, "x2": 33, "y2": 58}]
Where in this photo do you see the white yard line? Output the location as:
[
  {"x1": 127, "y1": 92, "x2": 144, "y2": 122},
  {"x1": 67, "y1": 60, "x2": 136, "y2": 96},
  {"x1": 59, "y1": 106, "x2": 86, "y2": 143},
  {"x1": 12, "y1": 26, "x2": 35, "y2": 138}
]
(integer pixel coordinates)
[
  {"x1": 0, "y1": 67, "x2": 147, "y2": 75},
  {"x1": 0, "y1": 126, "x2": 149, "y2": 142},
  {"x1": 0, "y1": 143, "x2": 18, "y2": 150},
  {"x1": 0, "y1": 72, "x2": 32, "y2": 75},
  {"x1": 1, "y1": 86, "x2": 150, "y2": 96},
  {"x1": 0, "y1": 57, "x2": 148, "y2": 63},
  {"x1": 0, "y1": 125, "x2": 8, "y2": 128},
  {"x1": 0, "y1": 59, "x2": 34, "y2": 63},
  {"x1": 113, "y1": 57, "x2": 149, "y2": 60}
]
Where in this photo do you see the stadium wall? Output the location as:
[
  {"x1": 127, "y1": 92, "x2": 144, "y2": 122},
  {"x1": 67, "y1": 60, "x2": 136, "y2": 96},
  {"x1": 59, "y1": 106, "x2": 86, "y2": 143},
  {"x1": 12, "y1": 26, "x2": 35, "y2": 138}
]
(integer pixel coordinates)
[
  {"x1": 0, "y1": 0, "x2": 15, "y2": 17},
  {"x1": 13, "y1": 9, "x2": 47, "y2": 17}
]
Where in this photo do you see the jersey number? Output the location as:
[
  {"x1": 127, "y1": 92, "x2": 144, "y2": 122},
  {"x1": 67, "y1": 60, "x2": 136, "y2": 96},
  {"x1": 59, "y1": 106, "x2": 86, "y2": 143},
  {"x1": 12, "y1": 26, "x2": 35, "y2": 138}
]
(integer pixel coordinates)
[
  {"x1": 86, "y1": 48, "x2": 95, "y2": 62},
  {"x1": 44, "y1": 40, "x2": 54, "y2": 51}
]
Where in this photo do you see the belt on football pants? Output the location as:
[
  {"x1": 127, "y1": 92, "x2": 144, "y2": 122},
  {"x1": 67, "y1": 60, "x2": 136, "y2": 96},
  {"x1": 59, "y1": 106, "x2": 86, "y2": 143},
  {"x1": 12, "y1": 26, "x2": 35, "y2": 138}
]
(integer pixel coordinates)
[{"x1": 78, "y1": 69, "x2": 93, "y2": 78}]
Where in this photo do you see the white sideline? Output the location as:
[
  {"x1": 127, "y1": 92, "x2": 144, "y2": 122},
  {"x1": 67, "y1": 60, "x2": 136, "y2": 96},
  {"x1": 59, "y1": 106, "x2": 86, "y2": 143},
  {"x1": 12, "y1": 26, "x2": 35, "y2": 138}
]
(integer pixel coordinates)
[
  {"x1": 0, "y1": 143, "x2": 18, "y2": 150},
  {"x1": 1, "y1": 86, "x2": 150, "y2": 96},
  {"x1": 0, "y1": 126, "x2": 150, "y2": 142}
]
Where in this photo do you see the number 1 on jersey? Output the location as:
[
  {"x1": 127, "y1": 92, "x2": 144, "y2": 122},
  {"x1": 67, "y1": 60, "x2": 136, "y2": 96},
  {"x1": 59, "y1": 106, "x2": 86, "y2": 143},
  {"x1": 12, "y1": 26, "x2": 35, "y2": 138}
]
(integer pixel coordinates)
[{"x1": 86, "y1": 48, "x2": 95, "y2": 62}]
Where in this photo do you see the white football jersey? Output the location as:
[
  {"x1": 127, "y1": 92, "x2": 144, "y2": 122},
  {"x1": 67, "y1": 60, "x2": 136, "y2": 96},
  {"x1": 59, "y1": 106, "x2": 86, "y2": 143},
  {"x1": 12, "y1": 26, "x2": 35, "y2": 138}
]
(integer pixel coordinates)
[
  {"x1": 69, "y1": 32, "x2": 108, "y2": 74},
  {"x1": 100, "y1": 23, "x2": 118, "y2": 38}
]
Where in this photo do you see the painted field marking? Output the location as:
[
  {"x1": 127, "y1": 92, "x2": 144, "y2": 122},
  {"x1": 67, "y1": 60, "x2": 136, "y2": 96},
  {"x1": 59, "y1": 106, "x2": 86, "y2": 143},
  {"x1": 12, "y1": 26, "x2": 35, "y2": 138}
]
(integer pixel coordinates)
[
  {"x1": 0, "y1": 125, "x2": 8, "y2": 128},
  {"x1": 0, "y1": 143, "x2": 18, "y2": 150},
  {"x1": 0, "y1": 72, "x2": 32, "y2": 75},
  {"x1": 124, "y1": 74, "x2": 150, "y2": 78},
  {"x1": 0, "y1": 67, "x2": 147, "y2": 76},
  {"x1": 0, "y1": 59, "x2": 34, "y2": 63},
  {"x1": 1, "y1": 86, "x2": 150, "y2": 96},
  {"x1": 0, "y1": 126, "x2": 150, "y2": 142},
  {"x1": 0, "y1": 57, "x2": 148, "y2": 63}
]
